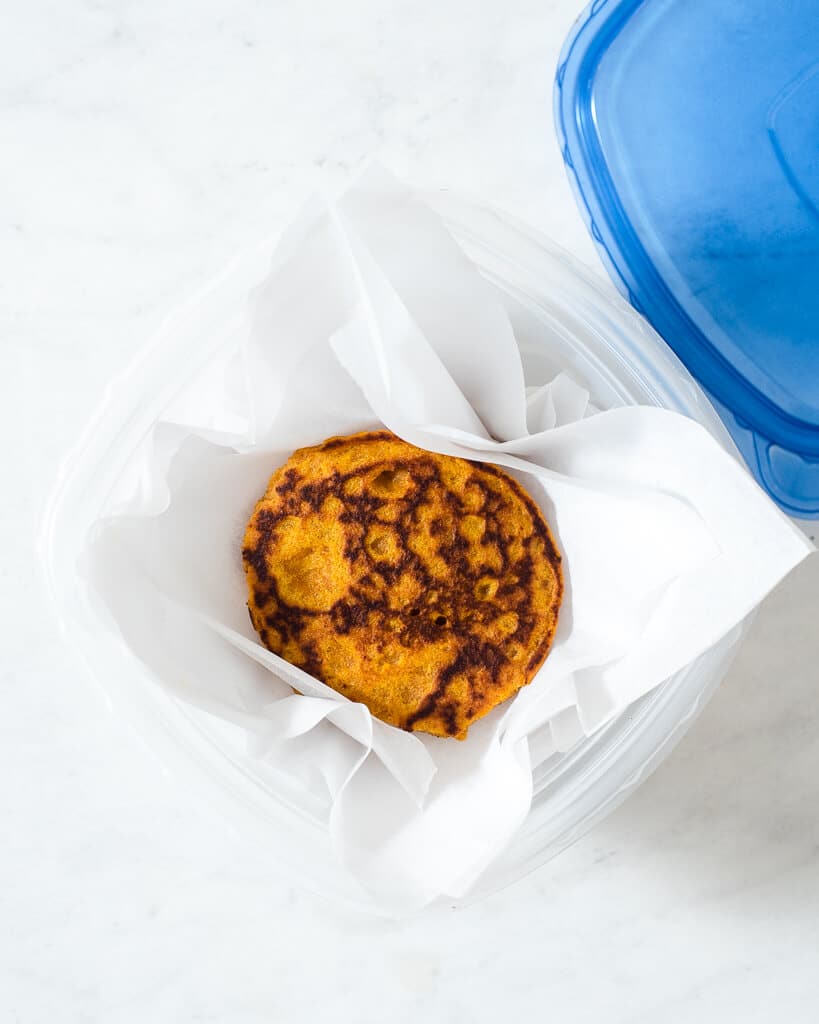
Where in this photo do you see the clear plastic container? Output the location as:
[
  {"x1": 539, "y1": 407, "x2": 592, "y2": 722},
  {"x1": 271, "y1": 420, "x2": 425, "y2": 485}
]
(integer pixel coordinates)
[{"x1": 40, "y1": 194, "x2": 749, "y2": 913}]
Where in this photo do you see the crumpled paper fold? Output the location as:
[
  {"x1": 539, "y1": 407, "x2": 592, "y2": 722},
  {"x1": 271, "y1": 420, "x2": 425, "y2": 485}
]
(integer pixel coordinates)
[{"x1": 84, "y1": 164, "x2": 812, "y2": 911}]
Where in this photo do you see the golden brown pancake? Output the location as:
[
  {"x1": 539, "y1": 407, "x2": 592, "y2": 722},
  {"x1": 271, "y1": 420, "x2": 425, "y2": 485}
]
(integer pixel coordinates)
[{"x1": 242, "y1": 431, "x2": 562, "y2": 740}]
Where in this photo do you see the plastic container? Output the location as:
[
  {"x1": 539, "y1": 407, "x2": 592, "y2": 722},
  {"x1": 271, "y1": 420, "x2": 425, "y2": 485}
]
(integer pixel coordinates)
[
  {"x1": 40, "y1": 195, "x2": 749, "y2": 912},
  {"x1": 555, "y1": 0, "x2": 819, "y2": 517}
]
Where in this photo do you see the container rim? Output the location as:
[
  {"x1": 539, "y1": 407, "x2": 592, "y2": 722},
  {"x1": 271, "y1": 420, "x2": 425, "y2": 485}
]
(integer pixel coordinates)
[{"x1": 39, "y1": 190, "x2": 749, "y2": 912}]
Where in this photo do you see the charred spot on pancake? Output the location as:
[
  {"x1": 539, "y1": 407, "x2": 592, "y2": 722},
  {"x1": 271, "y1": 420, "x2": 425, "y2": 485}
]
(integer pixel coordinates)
[{"x1": 242, "y1": 430, "x2": 563, "y2": 740}]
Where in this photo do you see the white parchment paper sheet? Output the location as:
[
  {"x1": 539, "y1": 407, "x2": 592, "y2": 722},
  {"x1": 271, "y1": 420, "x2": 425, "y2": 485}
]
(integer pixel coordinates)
[{"x1": 84, "y1": 165, "x2": 812, "y2": 912}]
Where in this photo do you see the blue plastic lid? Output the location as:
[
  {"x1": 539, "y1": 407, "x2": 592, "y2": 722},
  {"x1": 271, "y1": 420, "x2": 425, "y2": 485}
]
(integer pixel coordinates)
[{"x1": 555, "y1": 0, "x2": 819, "y2": 516}]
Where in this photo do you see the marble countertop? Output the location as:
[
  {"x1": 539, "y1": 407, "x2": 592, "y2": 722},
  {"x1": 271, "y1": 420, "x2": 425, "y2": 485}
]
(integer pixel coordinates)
[{"x1": 4, "y1": 0, "x2": 819, "y2": 1019}]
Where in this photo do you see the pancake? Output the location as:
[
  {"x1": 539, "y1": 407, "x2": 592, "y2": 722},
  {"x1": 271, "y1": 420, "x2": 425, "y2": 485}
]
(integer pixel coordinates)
[{"x1": 242, "y1": 431, "x2": 563, "y2": 740}]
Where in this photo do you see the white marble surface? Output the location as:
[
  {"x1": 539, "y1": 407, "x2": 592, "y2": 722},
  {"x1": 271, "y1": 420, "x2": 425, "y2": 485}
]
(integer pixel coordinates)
[{"x1": 3, "y1": 0, "x2": 819, "y2": 1019}]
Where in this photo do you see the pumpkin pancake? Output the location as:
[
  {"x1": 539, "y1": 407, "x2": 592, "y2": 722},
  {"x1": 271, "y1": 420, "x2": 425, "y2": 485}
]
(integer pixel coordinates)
[{"x1": 242, "y1": 431, "x2": 562, "y2": 739}]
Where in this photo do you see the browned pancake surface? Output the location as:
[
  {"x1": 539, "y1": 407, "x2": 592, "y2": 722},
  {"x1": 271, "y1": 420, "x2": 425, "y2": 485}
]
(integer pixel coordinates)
[{"x1": 242, "y1": 431, "x2": 562, "y2": 739}]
